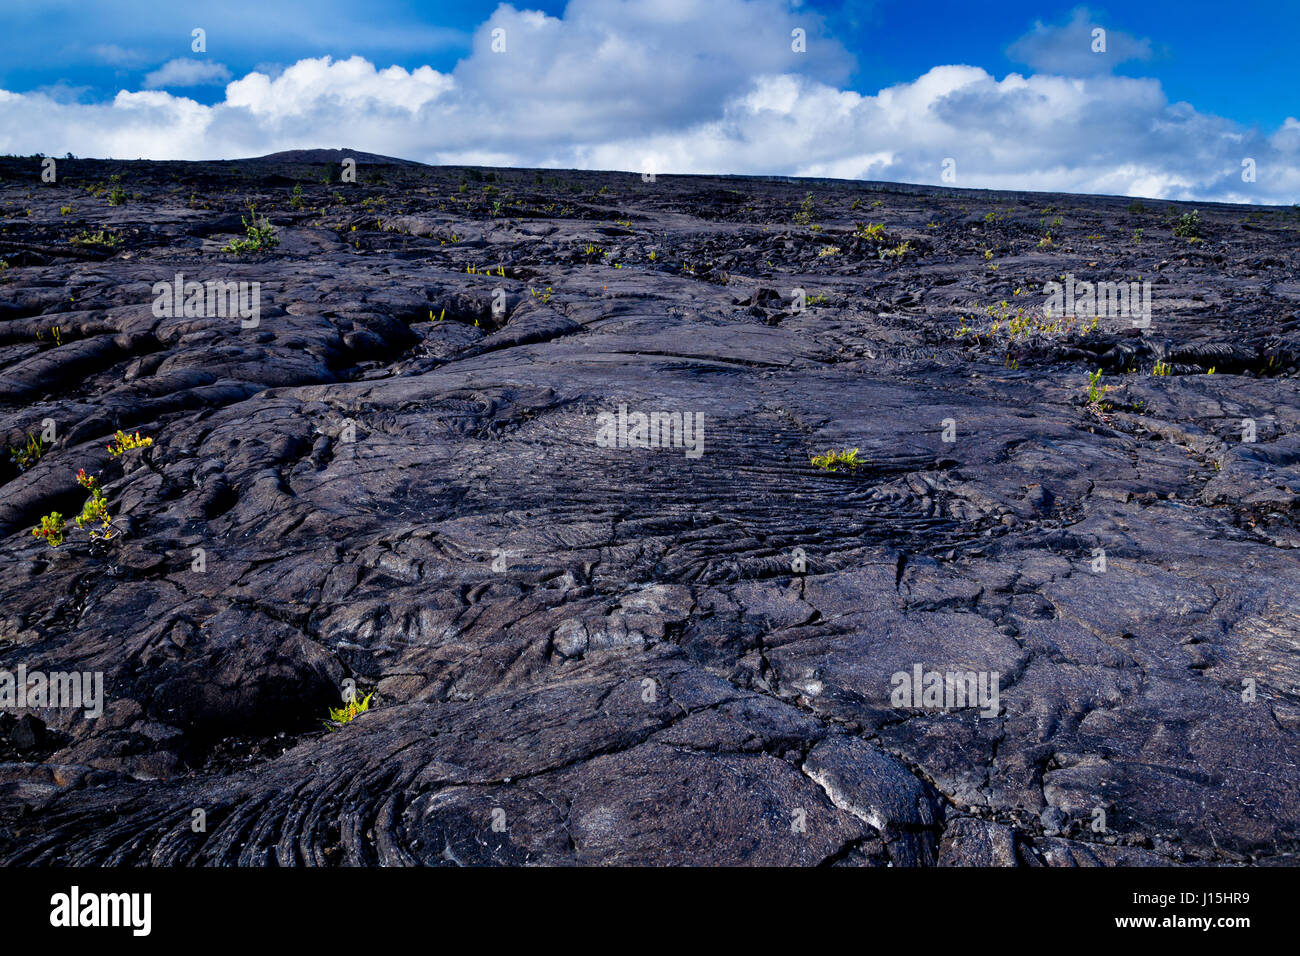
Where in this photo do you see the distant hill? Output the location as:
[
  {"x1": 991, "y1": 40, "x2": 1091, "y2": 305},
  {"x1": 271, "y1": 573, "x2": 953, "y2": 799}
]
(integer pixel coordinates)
[{"x1": 244, "y1": 148, "x2": 425, "y2": 166}]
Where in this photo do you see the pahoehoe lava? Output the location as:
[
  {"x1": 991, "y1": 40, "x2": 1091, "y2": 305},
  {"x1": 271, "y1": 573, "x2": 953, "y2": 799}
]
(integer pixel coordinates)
[{"x1": 0, "y1": 151, "x2": 1298, "y2": 865}]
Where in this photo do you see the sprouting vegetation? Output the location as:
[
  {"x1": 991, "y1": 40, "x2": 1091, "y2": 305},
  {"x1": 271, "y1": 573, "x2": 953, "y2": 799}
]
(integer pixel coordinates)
[
  {"x1": 793, "y1": 192, "x2": 815, "y2": 226},
  {"x1": 1087, "y1": 369, "x2": 1105, "y2": 404},
  {"x1": 31, "y1": 431, "x2": 153, "y2": 549},
  {"x1": 327, "y1": 691, "x2": 373, "y2": 727},
  {"x1": 1172, "y1": 210, "x2": 1201, "y2": 239},
  {"x1": 880, "y1": 240, "x2": 912, "y2": 260},
  {"x1": 224, "y1": 204, "x2": 279, "y2": 254},
  {"x1": 69, "y1": 228, "x2": 123, "y2": 250},
  {"x1": 955, "y1": 289, "x2": 1098, "y2": 345},
  {"x1": 810, "y1": 448, "x2": 864, "y2": 473},
  {"x1": 106, "y1": 174, "x2": 127, "y2": 206},
  {"x1": 1083, "y1": 368, "x2": 1113, "y2": 415},
  {"x1": 107, "y1": 429, "x2": 153, "y2": 457},
  {"x1": 1153, "y1": 360, "x2": 1173, "y2": 376},
  {"x1": 8, "y1": 432, "x2": 48, "y2": 471},
  {"x1": 32, "y1": 512, "x2": 65, "y2": 548},
  {"x1": 73, "y1": 469, "x2": 114, "y2": 539}
]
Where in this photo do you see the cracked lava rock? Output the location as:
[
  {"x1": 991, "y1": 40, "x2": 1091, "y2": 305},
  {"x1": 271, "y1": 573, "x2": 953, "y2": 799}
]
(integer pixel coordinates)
[{"x1": 0, "y1": 151, "x2": 1298, "y2": 866}]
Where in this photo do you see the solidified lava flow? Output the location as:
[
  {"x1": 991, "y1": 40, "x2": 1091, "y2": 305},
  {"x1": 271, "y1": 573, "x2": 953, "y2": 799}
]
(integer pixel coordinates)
[{"x1": 0, "y1": 150, "x2": 1298, "y2": 865}]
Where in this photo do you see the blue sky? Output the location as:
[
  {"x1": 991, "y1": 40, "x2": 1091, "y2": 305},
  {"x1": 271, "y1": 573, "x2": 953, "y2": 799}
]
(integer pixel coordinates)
[{"x1": 1, "y1": 0, "x2": 1296, "y2": 202}]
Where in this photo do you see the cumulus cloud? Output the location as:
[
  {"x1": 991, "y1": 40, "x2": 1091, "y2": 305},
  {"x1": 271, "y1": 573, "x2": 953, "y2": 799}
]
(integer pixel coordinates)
[
  {"x1": 449, "y1": 0, "x2": 853, "y2": 141},
  {"x1": 0, "y1": 0, "x2": 1294, "y2": 203},
  {"x1": 1007, "y1": 6, "x2": 1153, "y2": 76},
  {"x1": 142, "y1": 59, "x2": 234, "y2": 89}
]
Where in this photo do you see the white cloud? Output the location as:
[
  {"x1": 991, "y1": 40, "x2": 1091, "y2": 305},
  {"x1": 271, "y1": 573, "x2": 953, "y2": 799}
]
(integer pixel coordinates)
[
  {"x1": 143, "y1": 59, "x2": 233, "y2": 89},
  {"x1": 224, "y1": 56, "x2": 451, "y2": 116},
  {"x1": 1007, "y1": 6, "x2": 1153, "y2": 75},
  {"x1": 89, "y1": 43, "x2": 146, "y2": 67},
  {"x1": 0, "y1": 0, "x2": 1295, "y2": 203}
]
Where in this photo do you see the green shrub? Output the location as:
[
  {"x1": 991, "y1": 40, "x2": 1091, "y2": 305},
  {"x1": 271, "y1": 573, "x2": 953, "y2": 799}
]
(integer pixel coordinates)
[
  {"x1": 224, "y1": 205, "x2": 279, "y2": 254},
  {"x1": 1173, "y1": 210, "x2": 1201, "y2": 238}
]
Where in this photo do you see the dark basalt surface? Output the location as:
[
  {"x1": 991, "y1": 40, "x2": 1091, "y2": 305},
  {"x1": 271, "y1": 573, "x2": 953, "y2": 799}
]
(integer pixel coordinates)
[{"x1": 0, "y1": 153, "x2": 1297, "y2": 865}]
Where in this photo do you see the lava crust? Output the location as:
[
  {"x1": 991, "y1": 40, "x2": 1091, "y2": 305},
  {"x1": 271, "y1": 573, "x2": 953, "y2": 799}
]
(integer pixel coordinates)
[{"x1": 0, "y1": 154, "x2": 1298, "y2": 866}]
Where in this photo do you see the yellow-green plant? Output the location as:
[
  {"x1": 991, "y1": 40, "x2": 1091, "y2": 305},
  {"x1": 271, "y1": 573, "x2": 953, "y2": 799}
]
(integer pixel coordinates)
[
  {"x1": 32, "y1": 512, "x2": 65, "y2": 547},
  {"x1": 224, "y1": 204, "x2": 279, "y2": 254},
  {"x1": 69, "y1": 229, "x2": 123, "y2": 250},
  {"x1": 74, "y1": 469, "x2": 115, "y2": 539},
  {"x1": 328, "y1": 691, "x2": 373, "y2": 727},
  {"x1": 32, "y1": 434, "x2": 152, "y2": 549},
  {"x1": 1087, "y1": 368, "x2": 1105, "y2": 404},
  {"x1": 1153, "y1": 360, "x2": 1172, "y2": 376},
  {"x1": 107, "y1": 429, "x2": 152, "y2": 457},
  {"x1": 1172, "y1": 210, "x2": 1201, "y2": 238},
  {"x1": 793, "y1": 192, "x2": 815, "y2": 225},
  {"x1": 810, "y1": 448, "x2": 864, "y2": 473},
  {"x1": 8, "y1": 432, "x2": 47, "y2": 471}
]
